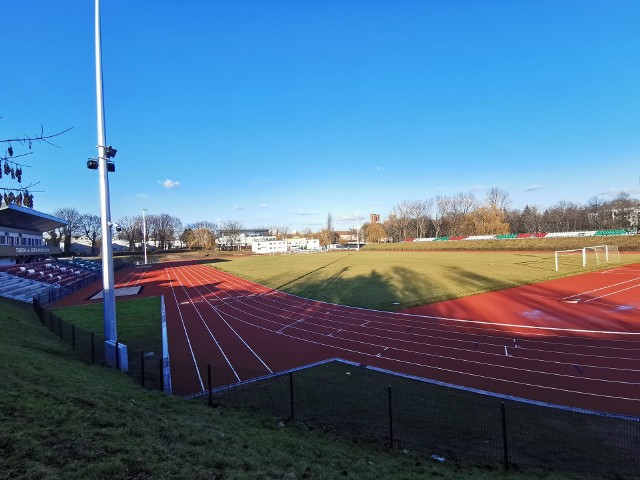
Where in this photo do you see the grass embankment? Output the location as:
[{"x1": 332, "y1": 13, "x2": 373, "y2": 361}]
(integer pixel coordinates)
[
  {"x1": 2, "y1": 298, "x2": 589, "y2": 479},
  {"x1": 363, "y1": 235, "x2": 640, "y2": 251},
  {"x1": 208, "y1": 250, "x2": 640, "y2": 310}
]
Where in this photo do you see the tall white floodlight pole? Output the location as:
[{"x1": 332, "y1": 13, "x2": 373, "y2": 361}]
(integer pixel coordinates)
[
  {"x1": 142, "y1": 208, "x2": 148, "y2": 265},
  {"x1": 355, "y1": 211, "x2": 360, "y2": 251},
  {"x1": 95, "y1": 0, "x2": 117, "y2": 347}
]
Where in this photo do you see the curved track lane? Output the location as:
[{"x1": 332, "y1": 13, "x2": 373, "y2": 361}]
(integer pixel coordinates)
[{"x1": 53, "y1": 260, "x2": 640, "y2": 416}]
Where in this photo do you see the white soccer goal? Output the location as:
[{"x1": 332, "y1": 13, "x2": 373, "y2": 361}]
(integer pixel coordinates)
[{"x1": 554, "y1": 245, "x2": 620, "y2": 271}]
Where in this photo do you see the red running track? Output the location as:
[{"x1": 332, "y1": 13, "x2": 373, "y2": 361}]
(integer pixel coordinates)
[{"x1": 56, "y1": 260, "x2": 640, "y2": 417}]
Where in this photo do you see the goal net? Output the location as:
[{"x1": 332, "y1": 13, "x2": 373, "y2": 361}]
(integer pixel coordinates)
[{"x1": 555, "y1": 245, "x2": 620, "y2": 271}]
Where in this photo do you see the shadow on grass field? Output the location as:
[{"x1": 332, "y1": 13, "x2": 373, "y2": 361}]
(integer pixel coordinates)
[{"x1": 209, "y1": 250, "x2": 640, "y2": 310}]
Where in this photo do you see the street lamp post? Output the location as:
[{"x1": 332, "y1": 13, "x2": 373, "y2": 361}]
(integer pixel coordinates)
[{"x1": 142, "y1": 208, "x2": 148, "y2": 265}]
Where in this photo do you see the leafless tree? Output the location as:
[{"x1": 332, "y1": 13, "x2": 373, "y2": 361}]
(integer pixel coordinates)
[
  {"x1": 269, "y1": 225, "x2": 290, "y2": 239},
  {"x1": 148, "y1": 213, "x2": 183, "y2": 250},
  {"x1": 485, "y1": 187, "x2": 512, "y2": 212},
  {"x1": 390, "y1": 201, "x2": 414, "y2": 240},
  {"x1": 80, "y1": 214, "x2": 102, "y2": 256},
  {"x1": 116, "y1": 215, "x2": 142, "y2": 251},
  {"x1": 220, "y1": 220, "x2": 243, "y2": 250},
  {"x1": 319, "y1": 213, "x2": 336, "y2": 246},
  {"x1": 53, "y1": 207, "x2": 83, "y2": 254},
  {"x1": 432, "y1": 195, "x2": 450, "y2": 238}
]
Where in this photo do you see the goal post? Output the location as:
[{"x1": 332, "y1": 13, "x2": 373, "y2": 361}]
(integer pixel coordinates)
[
  {"x1": 606, "y1": 245, "x2": 621, "y2": 262},
  {"x1": 555, "y1": 248, "x2": 586, "y2": 271},
  {"x1": 555, "y1": 245, "x2": 620, "y2": 272},
  {"x1": 585, "y1": 245, "x2": 604, "y2": 265}
]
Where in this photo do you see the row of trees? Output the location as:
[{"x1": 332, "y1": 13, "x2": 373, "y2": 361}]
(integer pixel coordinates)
[
  {"x1": 48, "y1": 189, "x2": 640, "y2": 253},
  {"x1": 358, "y1": 189, "x2": 640, "y2": 243},
  {"x1": 50, "y1": 208, "x2": 184, "y2": 254}
]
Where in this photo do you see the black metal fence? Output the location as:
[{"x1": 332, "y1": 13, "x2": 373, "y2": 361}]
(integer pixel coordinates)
[
  {"x1": 32, "y1": 273, "x2": 101, "y2": 306},
  {"x1": 31, "y1": 296, "x2": 640, "y2": 478},
  {"x1": 176, "y1": 360, "x2": 639, "y2": 478},
  {"x1": 32, "y1": 298, "x2": 164, "y2": 391}
]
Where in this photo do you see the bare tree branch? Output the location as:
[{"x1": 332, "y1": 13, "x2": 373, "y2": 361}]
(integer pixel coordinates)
[{"x1": 1, "y1": 125, "x2": 73, "y2": 146}]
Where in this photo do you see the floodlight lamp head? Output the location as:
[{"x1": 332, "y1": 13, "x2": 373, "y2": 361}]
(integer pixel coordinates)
[{"x1": 105, "y1": 145, "x2": 117, "y2": 158}]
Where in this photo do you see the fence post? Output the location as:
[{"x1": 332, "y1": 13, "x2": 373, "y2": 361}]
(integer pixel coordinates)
[
  {"x1": 388, "y1": 386, "x2": 394, "y2": 446},
  {"x1": 289, "y1": 372, "x2": 295, "y2": 420},
  {"x1": 501, "y1": 402, "x2": 509, "y2": 471},
  {"x1": 140, "y1": 350, "x2": 145, "y2": 388},
  {"x1": 72, "y1": 325, "x2": 75, "y2": 350},
  {"x1": 208, "y1": 364, "x2": 212, "y2": 407},
  {"x1": 115, "y1": 340, "x2": 120, "y2": 370},
  {"x1": 91, "y1": 332, "x2": 95, "y2": 364}
]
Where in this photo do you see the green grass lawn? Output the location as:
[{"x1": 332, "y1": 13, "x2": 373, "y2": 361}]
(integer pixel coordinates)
[
  {"x1": 50, "y1": 296, "x2": 162, "y2": 354},
  {"x1": 208, "y1": 250, "x2": 640, "y2": 310},
  {"x1": 3, "y1": 298, "x2": 599, "y2": 480}
]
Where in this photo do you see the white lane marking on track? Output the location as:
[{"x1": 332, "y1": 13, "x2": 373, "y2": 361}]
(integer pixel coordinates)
[
  {"x1": 562, "y1": 276, "x2": 640, "y2": 301},
  {"x1": 180, "y1": 262, "x2": 640, "y2": 382},
  {"x1": 210, "y1": 307, "x2": 640, "y2": 401},
  {"x1": 177, "y1": 264, "x2": 273, "y2": 374},
  {"x1": 165, "y1": 267, "x2": 204, "y2": 391},
  {"x1": 277, "y1": 318, "x2": 306, "y2": 334},
  {"x1": 169, "y1": 265, "x2": 242, "y2": 382},
  {"x1": 212, "y1": 299, "x2": 640, "y2": 385}
]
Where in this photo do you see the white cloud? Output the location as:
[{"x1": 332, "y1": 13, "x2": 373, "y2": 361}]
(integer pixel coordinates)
[
  {"x1": 160, "y1": 179, "x2": 180, "y2": 189},
  {"x1": 233, "y1": 205, "x2": 243, "y2": 211},
  {"x1": 261, "y1": 203, "x2": 268, "y2": 208},
  {"x1": 524, "y1": 185, "x2": 542, "y2": 192},
  {"x1": 599, "y1": 188, "x2": 640, "y2": 198},
  {"x1": 135, "y1": 193, "x2": 151, "y2": 199}
]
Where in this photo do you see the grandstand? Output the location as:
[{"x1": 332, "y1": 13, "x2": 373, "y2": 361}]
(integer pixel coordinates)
[
  {"x1": 0, "y1": 204, "x2": 65, "y2": 265},
  {"x1": 0, "y1": 205, "x2": 102, "y2": 304},
  {"x1": 411, "y1": 229, "x2": 634, "y2": 243}
]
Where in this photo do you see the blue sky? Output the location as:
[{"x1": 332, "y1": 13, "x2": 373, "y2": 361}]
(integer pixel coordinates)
[{"x1": 2, "y1": 1, "x2": 640, "y2": 232}]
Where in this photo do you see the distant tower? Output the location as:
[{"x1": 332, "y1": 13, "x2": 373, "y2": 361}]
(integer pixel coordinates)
[{"x1": 370, "y1": 213, "x2": 380, "y2": 224}]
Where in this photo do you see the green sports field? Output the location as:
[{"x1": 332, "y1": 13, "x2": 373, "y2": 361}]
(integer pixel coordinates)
[{"x1": 211, "y1": 250, "x2": 640, "y2": 310}]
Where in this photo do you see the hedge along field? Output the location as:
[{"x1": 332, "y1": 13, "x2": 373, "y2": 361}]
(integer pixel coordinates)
[
  {"x1": 362, "y1": 234, "x2": 640, "y2": 252},
  {"x1": 209, "y1": 249, "x2": 640, "y2": 311}
]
